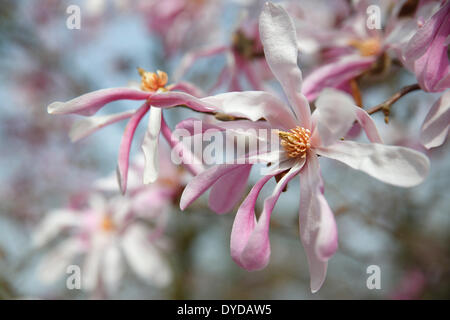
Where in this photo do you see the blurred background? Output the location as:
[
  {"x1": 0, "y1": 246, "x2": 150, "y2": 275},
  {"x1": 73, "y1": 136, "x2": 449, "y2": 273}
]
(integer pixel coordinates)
[{"x1": 0, "y1": 0, "x2": 448, "y2": 299}]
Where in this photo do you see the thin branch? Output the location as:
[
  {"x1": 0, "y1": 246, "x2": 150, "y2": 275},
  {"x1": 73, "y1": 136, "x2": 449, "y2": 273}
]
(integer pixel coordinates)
[{"x1": 366, "y1": 84, "x2": 421, "y2": 123}]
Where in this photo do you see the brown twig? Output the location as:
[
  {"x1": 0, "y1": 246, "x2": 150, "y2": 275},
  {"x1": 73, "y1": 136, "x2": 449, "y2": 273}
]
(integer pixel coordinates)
[{"x1": 366, "y1": 83, "x2": 421, "y2": 123}]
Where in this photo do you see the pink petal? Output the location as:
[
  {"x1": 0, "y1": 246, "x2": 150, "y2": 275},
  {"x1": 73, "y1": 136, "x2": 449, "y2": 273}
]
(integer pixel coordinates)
[
  {"x1": 259, "y1": 2, "x2": 311, "y2": 128},
  {"x1": 48, "y1": 88, "x2": 151, "y2": 116},
  {"x1": 232, "y1": 160, "x2": 305, "y2": 271},
  {"x1": 315, "y1": 141, "x2": 430, "y2": 187},
  {"x1": 302, "y1": 55, "x2": 376, "y2": 101},
  {"x1": 117, "y1": 103, "x2": 149, "y2": 194},
  {"x1": 69, "y1": 110, "x2": 136, "y2": 142},
  {"x1": 169, "y1": 81, "x2": 205, "y2": 97},
  {"x1": 420, "y1": 91, "x2": 450, "y2": 149},
  {"x1": 149, "y1": 91, "x2": 215, "y2": 113},
  {"x1": 180, "y1": 164, "x2": 248, "y2": 210},
  {"x1": 208, "y1": 164, "x2": 252, "y2": 214}
]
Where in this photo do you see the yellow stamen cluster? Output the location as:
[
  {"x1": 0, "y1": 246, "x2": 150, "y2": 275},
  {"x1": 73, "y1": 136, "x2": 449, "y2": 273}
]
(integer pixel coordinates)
[
  {"x1": 138, "y1": 68, "x2": 168, "y2": 92},
  {"x1": 349, "y1": 37, "x2": 381, "y2": 57},
  {"x1": 100, "y1": 215, "x2": 115, "y2": 232},
  {"x1": 278, "y1": 127, "x2": 311, "y2": 159}
]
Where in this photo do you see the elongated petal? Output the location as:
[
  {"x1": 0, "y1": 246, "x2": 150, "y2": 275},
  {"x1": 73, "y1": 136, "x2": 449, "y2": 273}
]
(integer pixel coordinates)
[
  {"x1": 102, "y1": 244, "x2": 124, "y2": 294},
  {"x1": 209, "y1": 164, "x2": 252, "y2": 214},
  {"x1": 353, "y1": 106, "x2": 383, "y2": 143},
  {"x1": 299, "y1": 153, "x2": 337, "y2": 293},
  {"x1": 404, "y1": 2, "x2": 450, "y2": 63},
  {"x1": 180, "y1": 164, "x2": 246, "y2": 210},
  {"x1": 142, "y1": 107, "x2": 162, "y2": 184},
  {"x1": 33, "y1": 209, "x2": 80, "y2": 247},
  {"x1": 36, "y1": 238, "x2": 82, "y2": 284},
  {"x1": 302, "y1": 55, "x2": 375, "y2": 101},
  {"x1": 259, "y1": 2, "x2": 311, "y2": 127},
  {"x1": 149, "y1": 91, "x2": 215, "y2": 113},
  {"x1": 232, "y1": 160, "x2": 305, "y2": 271},
  {"x1": 121, "y1": 224, "x2": 171, "y2": 287},
  {"x1": 201, "y1": 91, "x2": 297, "y2": 130},
  {"x1": 69, "y1": 110, "x2": 136, "y2": 142},
  {"x1": 48, "y1": 88, "x2": 150, "y2": 116},
  {"x1": 421, "y1": 91, "x2": 450, "y2": 149},
  {"x1": 117, "y1": 103, "x2": 149, "y2": 194},
  {"x1": 316, "y1": 141, "x2": 430, "y2": 187}
]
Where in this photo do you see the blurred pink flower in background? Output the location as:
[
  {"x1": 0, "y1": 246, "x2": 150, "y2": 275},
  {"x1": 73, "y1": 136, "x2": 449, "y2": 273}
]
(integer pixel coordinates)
[{"x1": 33, "y1": 193, "x2": 172, "y2": 296}]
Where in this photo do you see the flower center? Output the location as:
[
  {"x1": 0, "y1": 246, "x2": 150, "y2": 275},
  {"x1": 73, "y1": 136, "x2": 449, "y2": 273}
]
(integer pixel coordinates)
[
  {"x1": 278, "y1": 126, "x2": 311, "y2": 159},
  {"x1": 349, "y1": 37, "x2": 381, "y2": 57},
  {"x1": 138, "y1": 68, "x2": 168, "y2": 92},
  {"x1": 100, "y1": 215, "x2": 115, "y2": 232}
]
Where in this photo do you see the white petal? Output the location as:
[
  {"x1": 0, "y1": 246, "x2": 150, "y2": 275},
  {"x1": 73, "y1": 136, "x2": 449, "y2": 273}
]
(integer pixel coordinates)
[
  {"x1": 69, "y1": 110, "x2": 136, "y2": 142},
  {"x1": 316, "y1": 141, "x2": 430, "y2": 187},
  {"x1": 101, "y1": 244, "x2": 124, "y2": 294},
  {"x1": 312, "y1": 89, "x2": 356, "y2": 146},
  {"x1": 142, "y1": 107, "x2": 162, "y2": 184},
  {"x1": 33, "y1": 210, "x2": 80, "y2": 247},
  {"x1": 121, "y1": 224, "x2": 172, "y2": 287}
]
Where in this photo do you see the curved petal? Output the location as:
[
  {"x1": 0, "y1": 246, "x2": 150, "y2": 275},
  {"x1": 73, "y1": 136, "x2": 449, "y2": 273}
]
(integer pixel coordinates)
[
  {"x1": 298, "y1": 153, "x2": 337, "y2": 293},
  {"x1": 208, "y1": 164, "x2": 252, "y2": 214},
  {"x1": 180, "y1": 164, "x2": 246, "y2": 210},
  {"x1": 69, "y1": 110, "x2": 136, "y2": 142},
  {"x1": 420, "y1": 91, "x2": 450, "y2": 149},
  {"x1": 201, "y1": 91, "x2": 297, "y2": 130},
  {"x1": 259, "y1": 2, "x2": 311, "y2": 128},
  {"x1": 232, "y1": 160, "x2": 305, "y2": 271},
  {"x1": 315, "y1": 141, "x2": 430, "y2": 187},
  {"x1": 168, "y1": 81, "x2": 205, "y2": 97},
  {"x1": 311, "y1": 89, "x2": 357, "y2": 147},
  {"x1": 302, "y1": 55, "x2": 376, "y2": 101},
  {"x1": 149, "y1": 91, "x2": 215, "y2": 113},
  {"x1": 47, "y1": 88, "x2": 150, "y2": 116},
  {"x1": 117, "y1": 103, "x2": 149, "y2": 194},
  {"x1": 33, "y1": 209, "x2": 80, "y2": 247},
  {"x1": 142, "y1": 107, "x2": 162, "y2": 184}
]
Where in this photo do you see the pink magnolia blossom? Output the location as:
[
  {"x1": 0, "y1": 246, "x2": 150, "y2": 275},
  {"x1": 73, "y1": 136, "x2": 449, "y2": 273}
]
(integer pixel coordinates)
[
  {"x1": 176, "y1": 3, "x2": 430, "y2": 292},
  {"x1": 299, "y1": 0, "x2": 443, "y2": 102},
  {"x1": 174, "y1": 18, "x2": 271, "y2": 92},
  {"x1": 137, "y1": 0, "x2": 222, "y2": 56},
  {"x1": 403, "y1": 1, "x2": 450, "y2": 92},
  {"x1": 33, "y1": 193, "x2": 172, "y2": 295},
  {"x1": 47, "y1": 70, "x2": 207, "y2": 193}
]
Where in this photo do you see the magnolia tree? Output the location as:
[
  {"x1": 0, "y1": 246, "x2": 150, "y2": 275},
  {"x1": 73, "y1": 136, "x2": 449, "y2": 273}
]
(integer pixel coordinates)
[{"x1": 1, "y1": 0, "x2": 448, "y2": 299}]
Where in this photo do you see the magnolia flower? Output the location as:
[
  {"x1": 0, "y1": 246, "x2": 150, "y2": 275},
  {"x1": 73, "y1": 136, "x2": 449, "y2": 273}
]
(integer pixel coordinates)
[
  {"x1": 47, "y1": 69, "x2": 207, "y2": 193},
  {"x1": 174, "y1": 18, "x2": 271, "y2": 92},
  {"x1": 299, "y1": 0, "x2": 443, "y2": 102},
  {"x1": 403, "y1": 1, "x2": 450, "y2": 93},
  {"x1": 176, "y1": 2, "x2": 430, "y2": 292},
  {"x1": 137, "y1": 0, "x2": 222, "y2": 56},
  {"x1": 33, "y1": 193, "x2": 172, "y2": 296}
]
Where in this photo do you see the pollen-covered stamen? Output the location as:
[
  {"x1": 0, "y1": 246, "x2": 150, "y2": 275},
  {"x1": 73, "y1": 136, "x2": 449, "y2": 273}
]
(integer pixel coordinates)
[
  {"x1": 348, "y1": 37, "x2": 381, "y2": 57},
  {"x1": 278, "y1": 126, "x2": 311, "y2": 159},
  {"x1": 138, "y1": 68, "x2": 168, "y2": 92}
]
